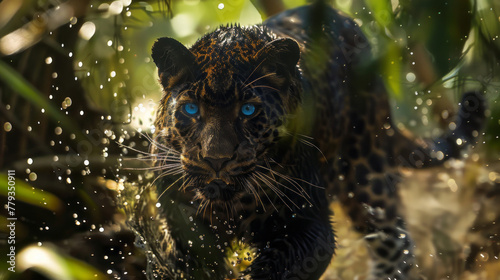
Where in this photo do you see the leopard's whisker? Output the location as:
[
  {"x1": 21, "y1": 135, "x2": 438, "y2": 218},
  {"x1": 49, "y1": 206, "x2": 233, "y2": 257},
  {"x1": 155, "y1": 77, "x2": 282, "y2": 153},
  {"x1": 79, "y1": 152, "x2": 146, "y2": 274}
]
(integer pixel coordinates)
[
  {"x1": 196, "y1": 198, "x2": 207, "y2": 217},
  {"x1": 203, "y1": 199, "x2": 210, "y2": 220},
  {"x1": 263, "y1": 157, "x2": 310, "y2": 203},
  {"x1": 157, "y1": 173, "x2": 186, "y2": 201},
  {"x1": 248, "y1": 85, "x2": 280, "y2": 92},
  {"x1": 238, "y1": 177, "x2": 259, "y2": 207},
  {"x1": 124, "y1": 155, "x2": 180, "y2": 162},
  {"x1": 256, "y1": 165, "x2": 311, "y2": 200},
  {"x1": 287, "y1": 132, "x2": 328, "y2": 163},
  {"x1": 209, "y1": 202, "x2": 213, "y2": 225},
  {"x1": 178, "y1": 176, "x2": 194, "y2": 192},
  {"x1": 118, "y1": 143, "x2": 180, "y2": 161},
  {"x1": 243, "y1": 72, "x2": 277, "y2": 89},
  {"x1": 258, "y1": 164, "x2": 323, "y2": 189},
  {"x1": 242, "y1": 58, "x2": 268, "y2": 86},
  {"x1": 151, "y1": 169, "x2": 184, "y2": 186},
  {"x1": 244, "y1": 177, "x2": 264, "y2": 209},
  {"x1": 254, "y1": 171, "x2": 297, "y2": 210},
  {"x1": 224, "y1": 203, "x2": 231, "y2": 221},
  {"x1": 250, "y1": 175, "x2": 275, "y2": 212},
  {"x1": 139, "y1": 131, "x2": 181, "y2": 155},
  {"x1": 123, "y1": 164, "x2": 181, "y2": 171}
]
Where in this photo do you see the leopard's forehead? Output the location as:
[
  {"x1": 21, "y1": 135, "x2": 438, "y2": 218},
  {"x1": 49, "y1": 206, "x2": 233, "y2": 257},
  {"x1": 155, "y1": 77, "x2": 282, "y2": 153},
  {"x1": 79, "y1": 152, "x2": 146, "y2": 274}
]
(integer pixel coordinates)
[{"x1": 189, "y1": 26, "x2": 274, "y2": 103}]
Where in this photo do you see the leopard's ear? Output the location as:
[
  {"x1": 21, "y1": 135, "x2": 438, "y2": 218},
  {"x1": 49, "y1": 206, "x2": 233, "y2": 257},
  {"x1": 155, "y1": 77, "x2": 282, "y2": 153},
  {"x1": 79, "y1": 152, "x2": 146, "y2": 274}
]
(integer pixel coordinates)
[
  {"x1": 257, "y1": 38, "x2": 300, "y2": 75},
  {"x1": 151, "y1": 37, "x2": 197, "y2": 89}
]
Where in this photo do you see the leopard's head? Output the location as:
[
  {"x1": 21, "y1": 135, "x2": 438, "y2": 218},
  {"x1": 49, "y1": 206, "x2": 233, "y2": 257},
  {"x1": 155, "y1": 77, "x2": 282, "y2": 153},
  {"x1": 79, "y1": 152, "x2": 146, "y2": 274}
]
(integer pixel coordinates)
[{"x1": 151, "y1": 26, "x2": 301, "y2": 206}]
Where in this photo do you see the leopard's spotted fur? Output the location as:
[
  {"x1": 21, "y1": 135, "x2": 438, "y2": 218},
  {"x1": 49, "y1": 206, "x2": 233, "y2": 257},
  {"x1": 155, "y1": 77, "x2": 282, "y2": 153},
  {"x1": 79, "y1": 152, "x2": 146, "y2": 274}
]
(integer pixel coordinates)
[{"x1": 140, "y1": 3, "x2": 485, "y2": 280}]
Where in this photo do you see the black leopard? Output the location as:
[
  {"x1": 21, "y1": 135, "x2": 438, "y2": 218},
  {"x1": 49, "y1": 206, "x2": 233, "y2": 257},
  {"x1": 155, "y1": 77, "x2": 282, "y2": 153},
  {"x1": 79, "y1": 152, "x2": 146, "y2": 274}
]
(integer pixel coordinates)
[{"x1": 134, "y1": 3, "x2": 485, "y2": 279}]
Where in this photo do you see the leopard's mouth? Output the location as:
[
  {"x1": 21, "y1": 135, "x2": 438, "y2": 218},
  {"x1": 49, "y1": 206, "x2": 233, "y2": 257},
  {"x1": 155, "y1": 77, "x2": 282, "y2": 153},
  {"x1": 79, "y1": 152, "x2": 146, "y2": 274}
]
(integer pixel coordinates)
[
  {"x1": 199, "y1": 179, "x2": 240, "y2": 202},
  {"x1": 182, "y1": 158, "x2": 257, "y2": 202},
  {"x1": 199, "y1": 179, "x2": 236, "y2": 201}
]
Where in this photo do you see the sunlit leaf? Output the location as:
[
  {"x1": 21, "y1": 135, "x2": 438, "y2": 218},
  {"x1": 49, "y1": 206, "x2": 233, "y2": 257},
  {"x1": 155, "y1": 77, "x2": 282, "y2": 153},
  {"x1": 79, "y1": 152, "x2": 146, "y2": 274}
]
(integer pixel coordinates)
[
  {"x1": 0, "y1": 174, "x2": 62, "y2": 212},
  {"x1": 17, "y1": 245, "x2": 108, "y2": 280}
]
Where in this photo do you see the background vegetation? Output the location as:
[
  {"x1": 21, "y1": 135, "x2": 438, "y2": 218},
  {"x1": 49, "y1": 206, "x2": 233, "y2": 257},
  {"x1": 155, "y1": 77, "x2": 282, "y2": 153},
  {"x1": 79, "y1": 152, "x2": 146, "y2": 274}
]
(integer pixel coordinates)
[{"x1": 0, "y1": 0, "x2": 499, "y2": 279}]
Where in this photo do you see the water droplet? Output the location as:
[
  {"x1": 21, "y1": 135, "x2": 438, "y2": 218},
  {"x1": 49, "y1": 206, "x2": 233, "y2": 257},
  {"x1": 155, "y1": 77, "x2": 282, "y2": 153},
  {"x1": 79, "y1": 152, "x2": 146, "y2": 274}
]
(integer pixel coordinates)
[
  {"x1": 218, "y1": 3, "x2": 224, "y2": 9},
  {"x1": 436, "y1": 151, "x2": 444, "y2": 161},
  {"x1": 479, "y1": 252, "x2": 489, "y2": 261},
  {"x1": 79, "y1": 21, "x2": 96, "y2": 40},
  {"x1": 448, "y1": 122, "x2": 456, "y2": 130},
  {"x1": 62, "y1": 97, "x2": 72, "y2": 109},
  {"x1": 29, "y1": 172, "x2": 37, "y2": 181},
  {"x1": 55, "y1": 127, "x2": 62, "y2": 135},
  {"x1": 45, "y1": 57, "x2": 53, "y2": 64},
  {"x1": 406, "y1": 72, "x2": 416, "y2": 82},
  {"x1": 4, "y1": 122, "x2": 12, "y2": 132}
]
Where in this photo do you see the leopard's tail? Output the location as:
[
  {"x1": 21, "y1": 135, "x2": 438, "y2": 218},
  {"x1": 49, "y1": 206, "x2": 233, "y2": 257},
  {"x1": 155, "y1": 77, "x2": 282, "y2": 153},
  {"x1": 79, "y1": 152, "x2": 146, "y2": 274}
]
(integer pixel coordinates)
[{"x1": 392, "y1": 91, "x2": 486, "y2": 169}]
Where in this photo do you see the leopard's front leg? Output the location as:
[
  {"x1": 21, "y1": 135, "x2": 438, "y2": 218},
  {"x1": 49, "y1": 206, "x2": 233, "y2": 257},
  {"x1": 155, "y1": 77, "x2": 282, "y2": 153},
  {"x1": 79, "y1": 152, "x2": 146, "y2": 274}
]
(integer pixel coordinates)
[{"x1": 246, "y1": 212, "x2": 335, "y2": 280}]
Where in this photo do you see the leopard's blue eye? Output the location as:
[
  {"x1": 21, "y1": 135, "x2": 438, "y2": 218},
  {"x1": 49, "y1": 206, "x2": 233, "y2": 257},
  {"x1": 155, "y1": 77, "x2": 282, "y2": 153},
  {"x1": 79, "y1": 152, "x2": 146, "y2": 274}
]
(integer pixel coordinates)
[
  {"x1": 184, "y1": 103, "x2": 199, "y2": 115},
  {"x1": 241, "y1": 103, "x2": 256, "y2": 116}
]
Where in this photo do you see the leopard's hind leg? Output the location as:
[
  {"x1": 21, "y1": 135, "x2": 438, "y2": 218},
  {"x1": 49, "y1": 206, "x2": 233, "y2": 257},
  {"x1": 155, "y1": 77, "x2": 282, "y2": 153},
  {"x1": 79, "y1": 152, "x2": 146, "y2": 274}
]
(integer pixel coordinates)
[
  {"x1": 333, "y1": 125, "x2": 417, "y2": 279},
  {"x1": 331, "y1": 90, "x2": 485, "y2": 279}
]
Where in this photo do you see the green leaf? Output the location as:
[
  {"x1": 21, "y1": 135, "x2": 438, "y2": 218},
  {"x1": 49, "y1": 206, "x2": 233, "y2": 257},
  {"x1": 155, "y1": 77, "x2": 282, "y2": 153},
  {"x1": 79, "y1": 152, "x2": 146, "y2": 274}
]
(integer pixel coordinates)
[
  {"x1": 381, "y1": 42, "x2": 402, "y2": 99},
  {"x1": 0, "y1": 174, "x2": 62, "y2": 212},
  {"x1": 366, "y1": 0, "x2": 394, "y2": 28}
]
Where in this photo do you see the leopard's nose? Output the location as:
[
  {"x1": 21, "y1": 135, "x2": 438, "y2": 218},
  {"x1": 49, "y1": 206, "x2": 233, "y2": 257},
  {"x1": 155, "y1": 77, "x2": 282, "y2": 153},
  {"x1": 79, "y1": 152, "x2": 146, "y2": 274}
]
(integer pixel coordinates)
[{"x1": 204, "y1": 157, "x2": 230, "y2": 172}]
